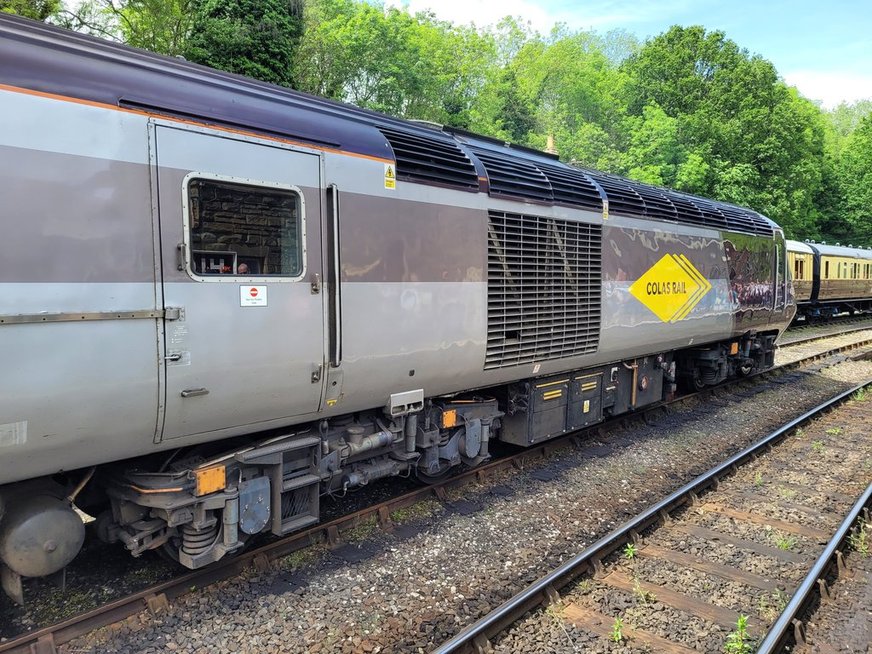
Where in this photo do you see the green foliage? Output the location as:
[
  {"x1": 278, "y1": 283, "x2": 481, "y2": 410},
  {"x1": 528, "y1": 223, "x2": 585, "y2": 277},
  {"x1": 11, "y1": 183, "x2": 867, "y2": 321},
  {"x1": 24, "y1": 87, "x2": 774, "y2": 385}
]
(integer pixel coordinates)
[
  {"x1": 621, "y1": 26, "x2": 828, "y2": 238},
  {"x1": 724, "y1": 614, "x2": 753, "y2": 653},
  {"x1": 56, "y1": 1, "x2": 198, "y2": 56},
  {"x1": 632, "y1": 575, "x2": 656, "y2": 604},
  {"x1": 847, "y1": 519, "x2": 869, "y2": 557},
  {"x1": 778, "y1": 486, "x2": 797, "y2": 500},
  {"x1": 833, "y1": 114, "x2": 872, "y2": 245},
  {"x1": 294, "y1": 0, "x2": 496, "y2": 123},
  {"x1": 827, "y1": 100, "x2": 872, "y2": 140},
  {"x1": 51, "y1": 2, "x2": 867, "y2": 244},
  {"x1": 610, "y1": 615, "x2": 624, "y2": 643},
  {"x1": 1, "y1": 0, "x2": 59, "y2": 20},
  {"x1": 118, "y1": 0, "x2": 195, "y2": 55},
  {"x1": 623, "y1": 542, "x2": 637, "y2": 559},
  {"x1": 774, "y1": 535, "x2": 797, "y2": 551},
  {"x1": 757, "y1": 589, "x2": 788, "y2": 620},
  {"x1": 184, "y1": 0, "x2": 304, "y2": 87}
]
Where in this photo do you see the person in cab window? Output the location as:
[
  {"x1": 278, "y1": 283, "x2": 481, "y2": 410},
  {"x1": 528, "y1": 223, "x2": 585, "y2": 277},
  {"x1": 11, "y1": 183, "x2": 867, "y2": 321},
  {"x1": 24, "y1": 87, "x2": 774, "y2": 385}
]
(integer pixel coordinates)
[{"x1": 237, "y1": 263, "x2": 250, "y2": 275}]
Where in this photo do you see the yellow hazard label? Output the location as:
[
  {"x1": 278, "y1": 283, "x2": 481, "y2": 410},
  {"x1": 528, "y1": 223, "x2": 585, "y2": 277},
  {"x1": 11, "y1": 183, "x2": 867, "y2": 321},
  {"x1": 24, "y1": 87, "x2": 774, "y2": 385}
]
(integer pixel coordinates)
[
  {"x1": 629, "y1": 254, "x2": 712, "y2": 322},
  {"x1": 384, "y1": 163, "x2": 396, "y2": 189}
]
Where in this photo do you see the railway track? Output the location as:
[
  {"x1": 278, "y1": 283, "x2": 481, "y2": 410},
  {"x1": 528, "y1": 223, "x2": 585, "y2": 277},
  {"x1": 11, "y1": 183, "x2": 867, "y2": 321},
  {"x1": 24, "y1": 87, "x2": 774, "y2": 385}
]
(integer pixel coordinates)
[
  {"x1": 780, "y1": 317, "x2": 872, "y2": 347},
  {"x1": 2, "y1": 334, "x2": 871, "y2": 654},
  {"x1": 431, "y1": 382, "x2": 872, "y2": 654}
]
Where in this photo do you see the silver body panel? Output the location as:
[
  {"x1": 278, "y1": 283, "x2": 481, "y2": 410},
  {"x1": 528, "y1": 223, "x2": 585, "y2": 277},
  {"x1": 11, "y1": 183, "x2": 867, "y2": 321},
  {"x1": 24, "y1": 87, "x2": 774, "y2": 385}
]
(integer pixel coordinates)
[{"x1": 0, "y1": 86, "x2": 793, "y2": 486}]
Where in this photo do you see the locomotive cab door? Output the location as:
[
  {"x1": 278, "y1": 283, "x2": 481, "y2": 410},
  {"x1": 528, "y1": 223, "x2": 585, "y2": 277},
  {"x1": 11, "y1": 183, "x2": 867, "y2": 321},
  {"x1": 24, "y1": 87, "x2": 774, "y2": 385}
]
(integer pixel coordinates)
[
  {"x1": 773, "y1": 230, "x2": 787, "y2": 315},
  {"x1": 152, "y1": 123, "x2": 325, "y2": 441}
]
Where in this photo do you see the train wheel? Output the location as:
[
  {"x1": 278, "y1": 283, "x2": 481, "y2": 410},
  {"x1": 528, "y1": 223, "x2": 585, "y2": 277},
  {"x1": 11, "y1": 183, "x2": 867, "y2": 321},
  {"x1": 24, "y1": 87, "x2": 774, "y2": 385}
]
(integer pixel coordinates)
[
  {"x1": 415, "y1": 463, "x2": 456, "y2": 485},
  {"x1": 680, "y1": 370, "x2": 706, "y2": 393}
]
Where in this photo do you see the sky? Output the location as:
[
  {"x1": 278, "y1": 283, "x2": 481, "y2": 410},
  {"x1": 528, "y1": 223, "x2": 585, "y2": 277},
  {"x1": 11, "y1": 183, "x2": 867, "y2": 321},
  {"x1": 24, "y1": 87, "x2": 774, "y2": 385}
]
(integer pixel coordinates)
[{"x1": 384, "y1": 0, "x2": 872, "y2": 109}]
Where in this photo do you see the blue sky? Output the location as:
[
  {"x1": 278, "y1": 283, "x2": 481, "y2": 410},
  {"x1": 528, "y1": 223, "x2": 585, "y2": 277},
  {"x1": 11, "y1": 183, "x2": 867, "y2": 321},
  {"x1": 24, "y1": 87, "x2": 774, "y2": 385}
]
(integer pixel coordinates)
[{"x1": 386, "y1": 0, "x2": 872, "y2": 109}]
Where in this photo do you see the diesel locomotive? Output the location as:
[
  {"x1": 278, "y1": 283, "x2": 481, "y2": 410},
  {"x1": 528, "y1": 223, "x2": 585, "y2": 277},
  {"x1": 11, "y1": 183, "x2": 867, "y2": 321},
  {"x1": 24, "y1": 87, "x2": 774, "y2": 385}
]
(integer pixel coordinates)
[
  {"x1": 0, "y1": 15, "x2": 795, "y2": 602},
  {"x1": 787, "y1": 240, "x2": 872, "y2": 319}
]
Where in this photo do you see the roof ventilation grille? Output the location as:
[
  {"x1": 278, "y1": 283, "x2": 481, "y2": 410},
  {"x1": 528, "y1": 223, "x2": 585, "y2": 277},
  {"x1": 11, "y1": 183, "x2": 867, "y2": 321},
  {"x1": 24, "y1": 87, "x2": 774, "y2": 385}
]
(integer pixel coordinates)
[
  {"x1": 469, "y1": 147, "x2": 553, "y2": 203},
  {"x1": 536, "y1": 162, "x2": 603, "y2": 211},
  {"x1": 583, "y1": 172, "x2": 647, "y2": 218},
  {"x1": 379, "y1": 127, "x2": 479, "y2": 190}
]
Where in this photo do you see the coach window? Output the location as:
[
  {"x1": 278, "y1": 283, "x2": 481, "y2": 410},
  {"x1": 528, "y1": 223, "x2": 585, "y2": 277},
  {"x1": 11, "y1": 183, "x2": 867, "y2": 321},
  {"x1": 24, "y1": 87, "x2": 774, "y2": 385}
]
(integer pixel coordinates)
[{"x1": 186, "y1": 177, "x2": 303, "y2": 278}]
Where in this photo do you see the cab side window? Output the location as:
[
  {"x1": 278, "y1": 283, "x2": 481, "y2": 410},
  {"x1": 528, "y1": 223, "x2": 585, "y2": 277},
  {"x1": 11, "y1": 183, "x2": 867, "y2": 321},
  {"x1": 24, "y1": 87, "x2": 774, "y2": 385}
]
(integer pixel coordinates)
[{"x1": 188, "y1": 178, "x2": 303, "y2": 277}]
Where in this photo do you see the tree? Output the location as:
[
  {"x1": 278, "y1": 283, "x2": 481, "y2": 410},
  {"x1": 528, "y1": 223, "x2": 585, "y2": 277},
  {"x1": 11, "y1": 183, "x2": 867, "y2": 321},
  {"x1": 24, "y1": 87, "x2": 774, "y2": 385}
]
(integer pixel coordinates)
[
  {"x1": 184, "y1": 0, "x2": 304, "y2": 87},
  {"x1": 116, "y1": 0, "x2": 195, "y2": 55},
  {"x1": 294, "y1": 0, "x2": 496, "y2": 123},
  {"x1": 470, "y1": 26, "x2": 630, "y2": 163},
  {"x1": 621, "y1": 26, "x2": 829, "y2": 238},
  {"x1": 834, "y1": 114, "x2": 872, "y2": 245},
  {"x1": 620, "y1": 103, "x2": 683, "y2": 185},
  {"x1": 1, "y1": 0, "x2": 59, "y2": 20},
  {"x1": 57, "y1": 0, "x2": 194, "y2": 56},
  {"x1": 827, "y1": 100, "x2": 872, "y2": 140}
]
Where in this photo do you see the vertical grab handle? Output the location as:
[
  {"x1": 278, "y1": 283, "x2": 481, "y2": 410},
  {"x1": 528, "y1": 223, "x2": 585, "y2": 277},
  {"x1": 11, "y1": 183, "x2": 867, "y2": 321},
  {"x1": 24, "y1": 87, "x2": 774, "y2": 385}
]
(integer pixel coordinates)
[{"x1": 327, "y1": 183, "x2": 342, "y2": 367}]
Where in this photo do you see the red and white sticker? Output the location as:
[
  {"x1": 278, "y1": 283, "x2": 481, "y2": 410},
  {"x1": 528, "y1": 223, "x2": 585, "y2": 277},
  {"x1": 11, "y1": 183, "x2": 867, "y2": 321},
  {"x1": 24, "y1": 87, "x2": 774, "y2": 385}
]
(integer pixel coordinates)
[{"x1": 240, "y1": 285, "x2": 267, "y2": 307}]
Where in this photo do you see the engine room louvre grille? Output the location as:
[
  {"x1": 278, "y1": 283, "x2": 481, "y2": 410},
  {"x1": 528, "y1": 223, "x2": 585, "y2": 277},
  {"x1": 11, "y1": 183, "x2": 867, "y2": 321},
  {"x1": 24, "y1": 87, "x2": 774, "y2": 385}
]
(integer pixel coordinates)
[
  {"x1": 486, "y1": 211, "x2": 602, "y2": 370},
  {"x1": 379, "y1": 127, "x2": 479, "y2": 190},
  {"x1": 686, "y1": 196, "x2": 729, "y2": 230},
  {"x1": 535, "y1": 161, "x2": 604, "y2": 211},
  {"x1": 750, "y1": 214, "x2": 775, "y2": 236},
  {"x1": 665, "y1": 192, "x2": 708, "y2": 228},
  {"x1": 633, "y1": 184, "x2": 678, "y2": 221},
  {"x1": 584, "y1": 172, "x2": 647, "y2": 217},
  {"x1": 470, "y1": 148, "x2": 553, "y2": 202}
]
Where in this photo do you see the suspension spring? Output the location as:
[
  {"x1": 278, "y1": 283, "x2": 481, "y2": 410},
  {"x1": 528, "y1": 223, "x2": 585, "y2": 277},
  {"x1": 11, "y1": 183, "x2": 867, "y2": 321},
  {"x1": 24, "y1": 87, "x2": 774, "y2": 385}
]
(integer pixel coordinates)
[{"x1": 181, "y1": 522, "x2": 218, "y2": 556}]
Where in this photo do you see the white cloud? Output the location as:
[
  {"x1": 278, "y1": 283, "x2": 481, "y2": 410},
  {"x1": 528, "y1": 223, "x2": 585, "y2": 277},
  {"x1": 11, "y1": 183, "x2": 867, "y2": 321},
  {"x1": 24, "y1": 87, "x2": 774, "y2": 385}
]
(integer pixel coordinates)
[{"x1": 784, "y1": 70, "x2": 872, "y2": 109}]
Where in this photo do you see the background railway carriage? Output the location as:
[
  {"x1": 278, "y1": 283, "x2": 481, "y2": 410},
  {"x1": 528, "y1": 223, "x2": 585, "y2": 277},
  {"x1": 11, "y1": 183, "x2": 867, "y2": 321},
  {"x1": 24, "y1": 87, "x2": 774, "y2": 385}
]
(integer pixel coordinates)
[
  {"x1": 0, "y1": 14, "x2": 795, "y2": 600},
  {"x1": 787, "y1": 240, "x2": 872, "y2": 319},
  {"x1": 787, "y1": 240, "x2": 815, "y2": 304}
]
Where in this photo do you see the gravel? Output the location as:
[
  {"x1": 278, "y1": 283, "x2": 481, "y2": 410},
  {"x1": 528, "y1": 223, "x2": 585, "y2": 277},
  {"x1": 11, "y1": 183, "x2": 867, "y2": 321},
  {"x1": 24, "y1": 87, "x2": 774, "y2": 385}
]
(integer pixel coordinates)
[
  {"x1": 492, "y1": 359, "x2": 872, "y2": 653},
  {"x1": 775, "y1": 328, "x2": 872, "y2": 365},
  {"x1": 794, "y1": 547, "x2": 872, "y2": 654},
  {"x1": 780, "y1": 315, "x2": 872, "y2": 346},
  {"x1": 55, "y1": 348, "x2": 872, "y2": 654}
]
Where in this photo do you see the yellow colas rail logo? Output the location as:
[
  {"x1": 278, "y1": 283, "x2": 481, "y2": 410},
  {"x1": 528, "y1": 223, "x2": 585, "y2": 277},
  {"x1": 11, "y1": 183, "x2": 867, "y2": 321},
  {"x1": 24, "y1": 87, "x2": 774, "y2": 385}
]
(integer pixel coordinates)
[{"x1": 629, "y1": 254, "x2": 713, "y2": 323}]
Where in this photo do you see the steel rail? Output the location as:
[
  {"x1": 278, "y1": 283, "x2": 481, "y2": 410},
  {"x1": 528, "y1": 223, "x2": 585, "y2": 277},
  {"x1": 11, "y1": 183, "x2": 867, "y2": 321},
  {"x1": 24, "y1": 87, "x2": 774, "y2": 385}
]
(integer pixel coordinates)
[
  {"x1": 756, "y1": 482, "x2": 872, "y2": 654},
  {"x1": 2, "y1": 338, "x2": 871, "y2": 654},
  {"x1": 788, "y1": 312, "x2": 872, "y2": 334},
  {"x1": 430, "y1": 379, "x2": 872, "y2": 654},
  {"x1": 779, "y1": 322, "x2": 872, "y2": 347}
]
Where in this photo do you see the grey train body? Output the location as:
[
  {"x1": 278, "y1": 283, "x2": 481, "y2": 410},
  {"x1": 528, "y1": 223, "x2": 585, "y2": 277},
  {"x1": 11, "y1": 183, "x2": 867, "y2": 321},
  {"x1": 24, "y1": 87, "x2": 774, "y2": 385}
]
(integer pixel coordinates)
[{"x1": 0, "y1": 15, "x2": 795, "y2": 590}]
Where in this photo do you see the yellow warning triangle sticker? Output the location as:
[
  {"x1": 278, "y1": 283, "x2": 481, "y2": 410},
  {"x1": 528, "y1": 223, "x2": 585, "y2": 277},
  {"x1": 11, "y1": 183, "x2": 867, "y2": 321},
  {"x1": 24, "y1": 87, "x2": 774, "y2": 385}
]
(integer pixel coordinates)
[{"x1": 385, "y1": 165, "x2": 395, "y2": 179}]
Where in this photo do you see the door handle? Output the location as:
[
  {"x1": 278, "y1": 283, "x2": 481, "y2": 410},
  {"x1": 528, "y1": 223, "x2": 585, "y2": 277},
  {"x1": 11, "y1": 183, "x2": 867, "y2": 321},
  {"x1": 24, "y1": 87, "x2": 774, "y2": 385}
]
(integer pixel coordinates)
[
  {"x1": 180, "y1": 388, "x2": 209, "y2": 398},
  {"x1": 311, "y1": 273, "x2": 321, "y2": 295},
  {"x1": 164, "y1": 353, "x2": 183, "y2": 362}
]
